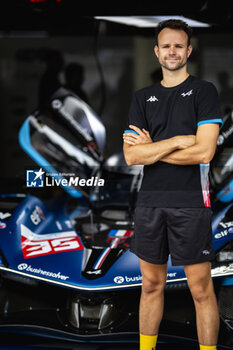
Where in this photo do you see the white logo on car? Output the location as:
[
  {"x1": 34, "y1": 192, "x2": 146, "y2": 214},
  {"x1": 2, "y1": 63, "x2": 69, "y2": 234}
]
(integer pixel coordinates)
[
  {"x1": 86, "y1": 270, "x2": 102, "y2": 275},
  {"x1": 114, "y1": 276, "x2": 125, "y2": 284},
  {"x1": 17, "y1": 263, "x2": 69, "y2": 280},
  {"x1": 114, "y1": 275, "x2": 143, "y2": 284},
  {"x1": 0, "y1": 212, "x2": 11, "y2": 220},
  {"x1": 18, "y1": 263, "x2": 28, "y2": 270}
]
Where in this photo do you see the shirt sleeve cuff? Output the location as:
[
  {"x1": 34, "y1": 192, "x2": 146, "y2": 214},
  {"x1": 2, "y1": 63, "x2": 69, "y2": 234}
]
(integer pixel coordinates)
[
  {"x1": 197, "y1": 118, "x2": 223, "y2": 127},
  {"x1": 124, "y1": 130, "x2": 139, "y2": 135}
]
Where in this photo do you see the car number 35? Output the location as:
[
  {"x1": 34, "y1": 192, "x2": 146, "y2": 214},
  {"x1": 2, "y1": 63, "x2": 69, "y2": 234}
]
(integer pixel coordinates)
[{"x1": 22, "y1": 235, "x2": 83, "y2": 258}]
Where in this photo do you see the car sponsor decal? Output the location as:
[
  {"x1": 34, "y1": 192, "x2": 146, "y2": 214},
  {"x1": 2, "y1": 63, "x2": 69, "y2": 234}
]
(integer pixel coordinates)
[
  {"x1": 0, "y1": 212, "x2": 11, "y2": 220},
  {"x1": 214, "y1": 220, "x2": 233, "y2": 239},
  {"x1": 211, "y1": 263, "x2": 233, "y2": 276},
  {"x1": 113, "y1": 272, "x2": 177, "y2": 284},
  {"x1": 30, "y1": 205, "x2": 45, "y2": 225},
  {"x1": 0, "y1": 221, "x2": 6, "y2": 229},
  {"x1": 21, "y1": 224, "x2": 83, "y2": 259},
  {"x1": 17, "y1": 263, "x2": 69, "y2": 280},
  {"x1": 114, "y1": 275, "x2": 142, "y2": 284}
]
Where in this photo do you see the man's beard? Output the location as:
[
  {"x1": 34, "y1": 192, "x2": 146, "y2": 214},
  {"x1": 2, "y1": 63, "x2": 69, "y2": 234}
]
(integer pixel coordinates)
[{"x1": 159, "y1": 56, "x2": 187, "y2": 71}]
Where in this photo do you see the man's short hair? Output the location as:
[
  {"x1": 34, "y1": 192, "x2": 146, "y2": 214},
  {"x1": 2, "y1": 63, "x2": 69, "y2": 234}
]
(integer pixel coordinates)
[{"x1": 155, "y1": 19, "x2": 193, "y2": 46}]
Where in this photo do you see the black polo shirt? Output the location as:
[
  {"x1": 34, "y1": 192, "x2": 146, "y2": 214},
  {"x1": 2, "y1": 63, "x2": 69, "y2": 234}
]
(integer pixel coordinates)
[{"x1": 127, "y1": 75, "x2": 222, "y2": 208}]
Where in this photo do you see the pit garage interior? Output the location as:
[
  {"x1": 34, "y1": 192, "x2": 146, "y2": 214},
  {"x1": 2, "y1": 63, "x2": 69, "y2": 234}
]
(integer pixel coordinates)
[{"x1": 0, "y1": 1, "x2": 233, "y2": 349}]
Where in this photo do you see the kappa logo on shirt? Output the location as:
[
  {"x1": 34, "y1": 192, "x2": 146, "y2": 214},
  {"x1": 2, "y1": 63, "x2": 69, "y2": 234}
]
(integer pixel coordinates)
[
  {"x1": 181, "y1": 89, "x2": 193, "y2": 97},
  {"x1": 147, "y1": 96, "x2": 159, "y2": 102}
]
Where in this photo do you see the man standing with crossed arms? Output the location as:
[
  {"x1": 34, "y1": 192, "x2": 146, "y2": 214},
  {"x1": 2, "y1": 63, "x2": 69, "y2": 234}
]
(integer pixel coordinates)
[{"x1": 123, "y1": 19, "x2": 222, "y2": 350}]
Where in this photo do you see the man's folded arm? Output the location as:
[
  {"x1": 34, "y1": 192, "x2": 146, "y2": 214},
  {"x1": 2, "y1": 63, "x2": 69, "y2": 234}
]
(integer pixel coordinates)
[
  {"x1": 160, "y1": 123, "x2": 220, "y2": 165},
  {"x1": 123, "y1": 135, "x2": 195, "y2": 166}
]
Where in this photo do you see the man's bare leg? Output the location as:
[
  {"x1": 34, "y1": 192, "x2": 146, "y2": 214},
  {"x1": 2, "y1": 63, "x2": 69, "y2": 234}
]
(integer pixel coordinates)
[
  {"x1": 139, "y1": 259, "x2": 167, "y2": 335},
  {"x1": 184, "y1": 262, "x2": 219, "y2": 346}
]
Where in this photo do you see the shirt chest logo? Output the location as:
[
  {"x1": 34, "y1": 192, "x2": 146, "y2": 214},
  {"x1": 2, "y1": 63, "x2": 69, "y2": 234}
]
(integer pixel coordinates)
[
  {"x1": 147, "y1": 96, "x2": 159, "y2": 102},
  {"x1": 181, "y1": 89, "x2": 193, "y2": 97}
]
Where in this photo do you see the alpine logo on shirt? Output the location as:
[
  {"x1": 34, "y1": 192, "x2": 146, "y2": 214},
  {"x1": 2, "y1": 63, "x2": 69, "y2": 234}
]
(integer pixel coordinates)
[
  {"x1": 181, "y1": 89, "x2": 193, "y2": 97},
  {"x1": 147, "y1": 96, "x2": 159, "y2": 102}
]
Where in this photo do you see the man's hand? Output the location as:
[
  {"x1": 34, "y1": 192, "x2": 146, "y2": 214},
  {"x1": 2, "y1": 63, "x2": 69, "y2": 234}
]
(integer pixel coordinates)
[{"x1": 123, "y1": 125, "x2": 152, "y2": 145}]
